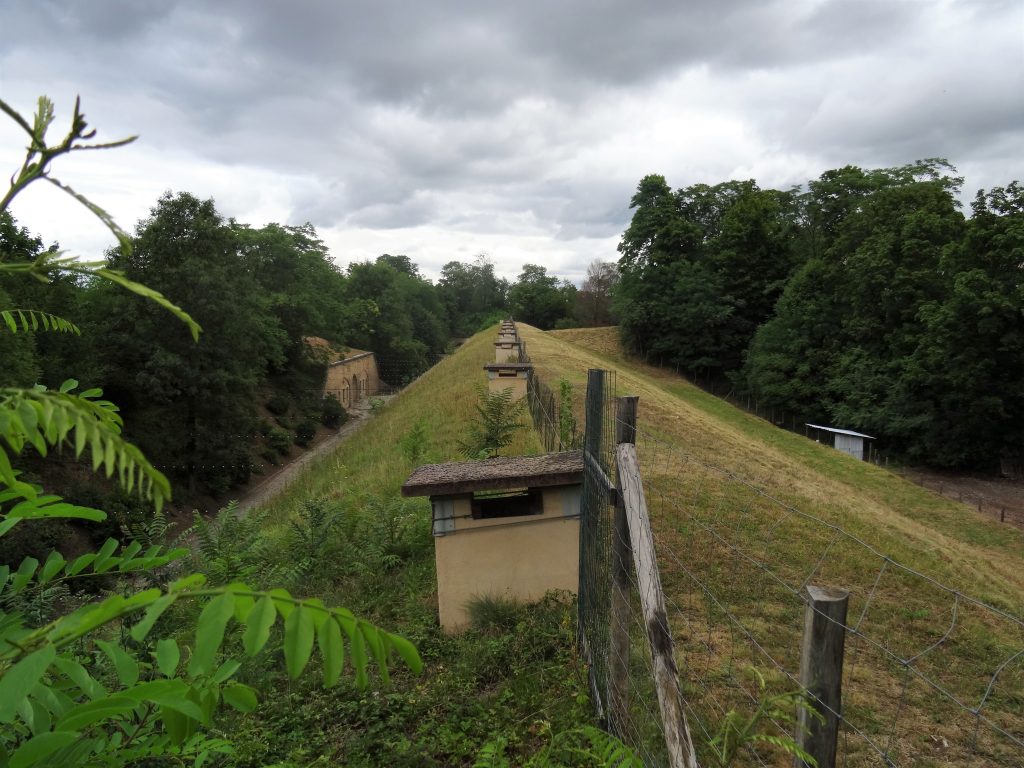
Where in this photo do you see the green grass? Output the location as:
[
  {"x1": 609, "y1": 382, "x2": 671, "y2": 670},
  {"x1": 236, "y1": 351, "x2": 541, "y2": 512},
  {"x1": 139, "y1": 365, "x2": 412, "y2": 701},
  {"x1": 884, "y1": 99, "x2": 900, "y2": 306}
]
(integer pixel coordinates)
[
  {"x1": 217, "y1": 322, "x2": 1023, "y2": 766},
  {"x1": 213, "y1": 326, "x2": 595, "y2": 767},
  {"x1": 531, "y1": 325, "x2": 1024, "y2": 767}
]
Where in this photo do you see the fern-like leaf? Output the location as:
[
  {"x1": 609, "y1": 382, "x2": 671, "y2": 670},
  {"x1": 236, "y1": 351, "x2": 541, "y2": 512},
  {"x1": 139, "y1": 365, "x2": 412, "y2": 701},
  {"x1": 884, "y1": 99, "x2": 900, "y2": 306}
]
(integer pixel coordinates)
[
  {"x1": 1, "y1": 309, "x2": 80, "y2": 335},
  {"x1": 0, "y1": 253, "x2": 201, "y2": 342},
  {"x1": 0, "y1": 382, "x2": 169, "y2": 510}
]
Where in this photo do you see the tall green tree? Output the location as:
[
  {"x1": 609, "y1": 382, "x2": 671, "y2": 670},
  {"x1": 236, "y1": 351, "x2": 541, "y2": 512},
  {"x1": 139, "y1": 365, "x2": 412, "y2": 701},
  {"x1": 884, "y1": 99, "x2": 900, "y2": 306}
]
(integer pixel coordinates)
[
  {"x1": 744, "y1": 163, "x2": 974, "y2": 463},
  {"x1": 891, "y1": 184, "x2": 1024, "y2": 467},
  {"x1": 615, "y1": 175, "x2": 797, "y2": 372},
  {"x1": 438, "y1": 255, "x2": 509, "y2": 336},
  {"x1": 98, "y1": 192, "x2": 286, "y2": 494},
  {"x1": 345, "y1": 255, "x2": 448, "y2": 384},
  {"x1": 509, "y1": 263, "x2": 573, "y2": 329}
]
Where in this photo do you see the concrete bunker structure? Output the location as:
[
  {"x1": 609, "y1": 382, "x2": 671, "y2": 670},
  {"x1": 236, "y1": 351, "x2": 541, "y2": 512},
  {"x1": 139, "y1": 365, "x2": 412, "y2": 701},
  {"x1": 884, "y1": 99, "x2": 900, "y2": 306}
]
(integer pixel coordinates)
[
  {"x1": 484, "y1": 362, "x2": 532, "y2": 400},
  {"x1": 494, "y1": 339, "x2": 524, "y2": 363},
  {"x1": 401, "y1": 451, "x2": 583, "y2": 633}
]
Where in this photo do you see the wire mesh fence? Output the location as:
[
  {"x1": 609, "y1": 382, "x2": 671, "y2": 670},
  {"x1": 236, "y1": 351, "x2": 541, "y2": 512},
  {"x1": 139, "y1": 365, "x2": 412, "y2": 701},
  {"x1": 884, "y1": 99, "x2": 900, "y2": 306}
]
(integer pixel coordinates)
[
  {"x1": 577, "y1": 370, "x2": 1024, "y2": 767},
  {"x1": 527, "y1": 370, "x2": 582, "y2": 453},
  {"x1": 577, "y1": 370, "x2": 617, "y2": 715}
]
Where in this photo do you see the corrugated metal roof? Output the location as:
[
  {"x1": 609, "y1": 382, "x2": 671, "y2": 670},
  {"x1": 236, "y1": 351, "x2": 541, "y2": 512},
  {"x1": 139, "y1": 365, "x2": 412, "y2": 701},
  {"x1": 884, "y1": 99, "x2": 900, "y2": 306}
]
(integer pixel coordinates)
[{"x1": 806, "y1": 424, "x2": 875, "y2": 439}]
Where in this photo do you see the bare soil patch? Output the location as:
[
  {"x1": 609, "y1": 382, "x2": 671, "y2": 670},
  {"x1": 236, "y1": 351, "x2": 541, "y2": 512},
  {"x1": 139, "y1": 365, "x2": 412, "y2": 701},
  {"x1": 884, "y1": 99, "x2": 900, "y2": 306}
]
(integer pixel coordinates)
[{"x1": 898, "y1": 468, "x2": 1024, "y2": 528}]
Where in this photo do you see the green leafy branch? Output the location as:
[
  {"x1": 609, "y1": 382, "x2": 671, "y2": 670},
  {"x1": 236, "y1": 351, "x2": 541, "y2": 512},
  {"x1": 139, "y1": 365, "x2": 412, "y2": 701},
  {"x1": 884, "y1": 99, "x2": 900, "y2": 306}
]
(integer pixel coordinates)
[
  {"x1": 0, "y1": 252, "x2": 201, "y2": 342},
  {"x1": 1, "y1": 309, "x2": 80, "y2": 335},
  {"x1": 0, "y1": 380, "x2": 170, "y2": 511},
  {"x1": 0, "y1": 96, "x2": 135, "y2": 240},
  {"x1": 0, "y1": 96, "x2": 201, "y2": 341},
  {"x1": 0, "y1": 576, "x2": 422, "y2": 766},
  {"x1": 707, "y1": 667, "x2": 823, "y2": 767},
  {"x1": 0, "y1": 539, "x2": 188, "y2": 606}
]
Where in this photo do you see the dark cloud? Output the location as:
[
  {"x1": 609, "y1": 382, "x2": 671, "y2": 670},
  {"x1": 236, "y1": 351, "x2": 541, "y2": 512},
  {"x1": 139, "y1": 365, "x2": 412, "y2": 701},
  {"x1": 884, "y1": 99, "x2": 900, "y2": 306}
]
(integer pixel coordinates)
[{"x1": 1, "y1": 0, "x2": 1021, "y2": 276}]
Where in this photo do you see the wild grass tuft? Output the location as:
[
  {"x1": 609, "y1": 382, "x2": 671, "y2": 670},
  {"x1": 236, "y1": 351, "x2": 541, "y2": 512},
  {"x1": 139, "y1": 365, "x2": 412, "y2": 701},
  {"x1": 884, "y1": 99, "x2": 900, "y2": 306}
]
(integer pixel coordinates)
[{"x1": 466, "y1": 593, "x2": 524, "y2": 634}]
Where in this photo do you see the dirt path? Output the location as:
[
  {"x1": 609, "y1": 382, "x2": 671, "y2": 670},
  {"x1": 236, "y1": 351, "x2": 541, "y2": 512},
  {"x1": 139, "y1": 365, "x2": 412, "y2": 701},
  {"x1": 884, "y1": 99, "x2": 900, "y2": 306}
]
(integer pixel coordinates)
[{"x1": 231, "y1": 396, "x2": 391, "y2": 515}]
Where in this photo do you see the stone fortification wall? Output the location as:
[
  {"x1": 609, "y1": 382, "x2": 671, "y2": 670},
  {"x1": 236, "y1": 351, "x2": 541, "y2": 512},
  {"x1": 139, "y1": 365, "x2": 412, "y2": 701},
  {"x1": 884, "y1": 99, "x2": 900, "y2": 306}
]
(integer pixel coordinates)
[{"x1": 324, "y1": 351, "x2": 380, "y2": 409}]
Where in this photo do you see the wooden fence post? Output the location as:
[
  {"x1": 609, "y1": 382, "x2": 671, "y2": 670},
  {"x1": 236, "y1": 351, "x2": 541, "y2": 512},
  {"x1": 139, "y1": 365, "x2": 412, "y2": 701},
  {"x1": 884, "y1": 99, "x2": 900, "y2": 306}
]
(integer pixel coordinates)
[
  {"x1": 617, "y1": 442, "x2": 699, "y2": 768},
  {"x1": 795, "y1": 585, "x2": 850, "y2": 768},
  {"x1": 609, "y1": 397, "x2": 639, "y2": 736}
]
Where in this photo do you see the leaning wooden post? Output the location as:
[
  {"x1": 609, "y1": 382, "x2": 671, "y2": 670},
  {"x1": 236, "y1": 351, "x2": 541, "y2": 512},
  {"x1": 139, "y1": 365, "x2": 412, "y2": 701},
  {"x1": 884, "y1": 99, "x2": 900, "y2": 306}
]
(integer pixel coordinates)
[
  {"x1": 617, "y1": 441, "x2": 698, "y2": 768},
  {"x1": 795, "y1": 585, "x2": 850, "y2": 768},
  {"x1": 609, "y1": 396, "x2": 639, "y2": 736}
]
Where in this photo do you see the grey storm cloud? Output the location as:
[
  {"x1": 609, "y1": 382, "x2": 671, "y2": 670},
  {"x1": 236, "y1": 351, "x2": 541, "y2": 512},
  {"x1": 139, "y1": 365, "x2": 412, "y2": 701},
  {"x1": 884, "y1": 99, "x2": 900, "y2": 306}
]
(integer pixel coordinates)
[{"x1": 1, "y1": 0, "x2": 1022, "y2": 276}]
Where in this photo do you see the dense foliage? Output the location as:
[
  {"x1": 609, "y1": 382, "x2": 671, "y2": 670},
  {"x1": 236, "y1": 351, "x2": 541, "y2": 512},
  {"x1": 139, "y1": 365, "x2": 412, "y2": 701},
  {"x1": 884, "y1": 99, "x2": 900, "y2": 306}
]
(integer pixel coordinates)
[
  {"x1": 616, "y1": 163, "x2": 1023, "y2": 470},
  {"x1": 0, "y1": 95, "x2": 419, "y2": 768},
  {"x1": 3, "y1": 192, "x2": 609, "y2": 497}
]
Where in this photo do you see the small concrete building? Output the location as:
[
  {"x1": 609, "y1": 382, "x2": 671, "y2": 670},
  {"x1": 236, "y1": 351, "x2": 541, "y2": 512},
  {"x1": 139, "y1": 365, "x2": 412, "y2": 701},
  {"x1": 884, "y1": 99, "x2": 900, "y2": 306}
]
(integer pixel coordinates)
[
  {"x1": 484, "y1": 362, "x2": 532, "y2": 400},
  {"x1": 806, "y1": 424, "x2": 875, "y2": 461},
  {"x1": 494, "y1": 339, "x2": 524, "y2": 363},
  {"x1": 324, "y1": 349, "x2": 381, "y2": 409},
  {"x1": 401, "y1": 451, "x2": 583, "y2": 632}
]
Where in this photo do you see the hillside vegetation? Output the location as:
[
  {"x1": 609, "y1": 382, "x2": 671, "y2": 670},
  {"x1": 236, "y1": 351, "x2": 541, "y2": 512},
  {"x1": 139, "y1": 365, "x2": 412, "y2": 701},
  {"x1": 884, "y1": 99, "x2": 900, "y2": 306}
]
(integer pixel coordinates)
[
  {"x1": 241, "y1": 321, "x2": 1022, "y2": 765},
  {"x1": 536, "y1": 325, "x2": 1024, "y2": 601},
  {"x1": 526, "y1": 324, "x2": 1023, "y2": 766}
]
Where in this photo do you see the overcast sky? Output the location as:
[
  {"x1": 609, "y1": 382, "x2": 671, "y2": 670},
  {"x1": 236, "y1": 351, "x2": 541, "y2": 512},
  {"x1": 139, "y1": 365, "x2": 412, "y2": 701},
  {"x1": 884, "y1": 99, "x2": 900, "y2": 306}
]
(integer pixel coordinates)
[{"x1": 1, "y1": 0, "x2": 1022, "y2": 284}]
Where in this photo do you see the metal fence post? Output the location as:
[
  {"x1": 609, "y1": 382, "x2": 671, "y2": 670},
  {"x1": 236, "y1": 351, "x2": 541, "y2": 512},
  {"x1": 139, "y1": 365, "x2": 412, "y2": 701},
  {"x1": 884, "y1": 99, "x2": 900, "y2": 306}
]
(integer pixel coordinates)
[
  {"x1": 585, "y1": 369, "x2": 605, "y2": 462},
  {"x1": 795, "y1": 585, "x2": 850, "y2": 768},
  {"x1": 609, "y1": 396, "x2": 638, "y2": 735}
]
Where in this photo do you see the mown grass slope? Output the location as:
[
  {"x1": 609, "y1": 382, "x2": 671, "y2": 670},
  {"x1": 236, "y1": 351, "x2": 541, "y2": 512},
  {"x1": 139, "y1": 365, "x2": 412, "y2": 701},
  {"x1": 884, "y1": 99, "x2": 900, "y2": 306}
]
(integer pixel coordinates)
[
  {"x1": 525, "y1": 324, "x2": 1023, "y2": 767},
  {"x1": 218, "y1": 327, "x2": 602, "y2": 768}
]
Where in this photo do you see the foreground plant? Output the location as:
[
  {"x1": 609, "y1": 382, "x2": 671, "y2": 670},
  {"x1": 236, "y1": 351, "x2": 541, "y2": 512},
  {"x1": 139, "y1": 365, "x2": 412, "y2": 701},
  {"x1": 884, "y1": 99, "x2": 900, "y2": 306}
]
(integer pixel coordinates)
[
  {"x1": 458, "y1": 384, "x2": 527, "y2": 459},
  {"x1": 706, "y1": 667, "x2": 823, "y2": 767},
  {"x1": 0, "y1": 95, "x2": 420, "y2": 767}
]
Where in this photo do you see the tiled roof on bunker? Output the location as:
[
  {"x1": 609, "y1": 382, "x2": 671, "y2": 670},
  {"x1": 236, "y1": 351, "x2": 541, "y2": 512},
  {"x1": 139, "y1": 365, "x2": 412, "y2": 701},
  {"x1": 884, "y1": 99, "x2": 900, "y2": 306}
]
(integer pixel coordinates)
[{"x1": 402, "y1": 450, "x2": 583, "y2": 497}]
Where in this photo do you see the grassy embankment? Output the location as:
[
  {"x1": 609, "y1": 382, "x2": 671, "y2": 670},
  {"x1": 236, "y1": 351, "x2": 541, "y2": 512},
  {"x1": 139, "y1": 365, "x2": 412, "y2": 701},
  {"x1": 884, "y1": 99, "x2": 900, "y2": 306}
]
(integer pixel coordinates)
[
  {"x1": 216, "y1": 326, "x2": 597, "y2": 768},
  {"x1": 217, "y1": 321, "x2": 1021, "y2": 766},
  {"x1": 526, "y1": 324, "x2": 1024, "y2": 767}
]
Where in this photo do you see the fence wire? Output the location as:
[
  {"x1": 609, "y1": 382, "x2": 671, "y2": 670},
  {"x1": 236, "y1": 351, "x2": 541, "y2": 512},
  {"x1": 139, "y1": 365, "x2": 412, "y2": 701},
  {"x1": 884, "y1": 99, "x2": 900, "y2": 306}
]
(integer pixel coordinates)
[
  {"x1": 527, "y1": 370, "x2": 581, "y2": 453},
  {"x1": 576, "y1": 369, "x2": 1023, "y2": 766},
  {"x1": 631, "y1": 421, "x2": 1022, "y2": 766},
  {"x1": 577, "y1": 371, "x2": 617, "y2": 721}
]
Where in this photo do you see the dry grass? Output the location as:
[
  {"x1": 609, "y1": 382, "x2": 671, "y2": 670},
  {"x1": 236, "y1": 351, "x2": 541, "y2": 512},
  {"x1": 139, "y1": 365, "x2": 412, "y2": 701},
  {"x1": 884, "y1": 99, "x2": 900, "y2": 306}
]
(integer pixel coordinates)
[
  {"x1": 529, "y1": 324, "x2": 1024, "y2": 767},
  {"x1": 257, "y1": 326, "x2": 543, "y2": 530}
]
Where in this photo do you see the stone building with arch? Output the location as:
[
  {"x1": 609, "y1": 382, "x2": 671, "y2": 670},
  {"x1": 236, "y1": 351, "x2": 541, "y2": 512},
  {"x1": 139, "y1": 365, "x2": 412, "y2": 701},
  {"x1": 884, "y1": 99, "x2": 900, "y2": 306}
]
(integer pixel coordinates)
[{"x1": 323, "y1": 348, "x2": 381, "y2": 409}]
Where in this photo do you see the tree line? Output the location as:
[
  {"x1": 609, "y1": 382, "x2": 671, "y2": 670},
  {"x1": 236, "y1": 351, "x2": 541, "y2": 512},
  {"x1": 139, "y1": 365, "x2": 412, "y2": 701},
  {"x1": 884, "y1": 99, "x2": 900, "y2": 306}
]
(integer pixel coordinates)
[
  {"x1": 614, "y1": 161, "x2": 1023, "y2": 471},
  {"x1": 0, "y1": 190, "x2": 616, "y2": 499}
]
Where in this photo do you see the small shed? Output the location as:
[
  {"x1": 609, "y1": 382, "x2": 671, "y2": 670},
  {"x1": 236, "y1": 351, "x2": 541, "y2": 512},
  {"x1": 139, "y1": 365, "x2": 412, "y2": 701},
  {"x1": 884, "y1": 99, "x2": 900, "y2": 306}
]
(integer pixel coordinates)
[
  {"x1": 484, "y1": 362, "x2": 532, "y2": 400},
  {"x1": 402, "y1": 451, "x2": 583, "y2": 632},
  {"x1": 806, "y1": 424, "x2": 875, "y2": 461}
]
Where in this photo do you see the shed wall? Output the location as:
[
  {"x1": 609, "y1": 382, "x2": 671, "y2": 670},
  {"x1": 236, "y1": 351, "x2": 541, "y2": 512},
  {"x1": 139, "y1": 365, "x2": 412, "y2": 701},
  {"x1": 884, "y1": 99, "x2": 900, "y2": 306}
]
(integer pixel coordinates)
[
  {"x1": 433, "y1": 486, "x2": 580, "y2": 632},
  {"x1": 486, "y1": 370, "x2": 528, "y2": 400},
  {"x1": 835, "y1": 433, "x2": 864, "y2": 460}
]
